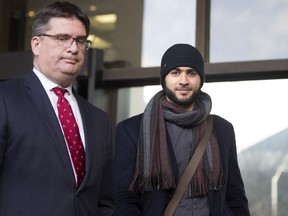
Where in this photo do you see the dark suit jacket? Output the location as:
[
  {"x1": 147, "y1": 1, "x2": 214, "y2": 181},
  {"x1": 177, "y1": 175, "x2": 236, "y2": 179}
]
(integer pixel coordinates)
[
  {"x1": 0, "y1": 72, "x2": 115, "y2": 216},
  {"x1": 113, "y1": 114, "x2": 250, "y2": 216}
]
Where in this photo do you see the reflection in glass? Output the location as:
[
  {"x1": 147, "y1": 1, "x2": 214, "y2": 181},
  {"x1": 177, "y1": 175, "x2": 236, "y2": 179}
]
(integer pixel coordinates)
[
  {"x1": 141, "y1": 0, "x2": 196, "y2": 67},
  {"x1": 202, "y1": 79, "x2": 288, "y2": 216},
  {"x1": 210, "y1": 0, "x2": 288, "y2": 62}
]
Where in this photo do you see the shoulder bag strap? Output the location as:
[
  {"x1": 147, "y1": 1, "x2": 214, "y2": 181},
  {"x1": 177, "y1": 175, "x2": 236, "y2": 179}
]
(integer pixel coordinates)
[{"x1": 163, "y1": 115, "x2": 213, "y2": 216}]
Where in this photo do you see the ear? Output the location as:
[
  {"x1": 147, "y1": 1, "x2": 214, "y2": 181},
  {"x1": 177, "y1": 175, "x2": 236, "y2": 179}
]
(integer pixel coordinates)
[{"x1": 31, "y1": 36, "x2": 41, "y2": 55}]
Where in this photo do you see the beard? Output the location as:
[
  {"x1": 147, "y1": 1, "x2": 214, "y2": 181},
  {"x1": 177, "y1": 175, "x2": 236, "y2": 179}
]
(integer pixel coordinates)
[{"x1": 164, "y1": 85, "x2": 200, "y2": 107}]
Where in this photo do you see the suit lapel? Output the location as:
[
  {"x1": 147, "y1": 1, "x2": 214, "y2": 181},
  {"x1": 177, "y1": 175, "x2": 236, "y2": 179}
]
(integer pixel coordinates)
[{"x1": 23, "y1": 72, "x2": 76, "y2": 186}]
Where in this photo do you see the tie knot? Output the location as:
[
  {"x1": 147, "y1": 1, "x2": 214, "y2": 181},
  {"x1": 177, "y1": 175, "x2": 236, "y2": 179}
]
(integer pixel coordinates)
[{"x1": 53, "y1": 87, "x2": 67, "y2": 97}]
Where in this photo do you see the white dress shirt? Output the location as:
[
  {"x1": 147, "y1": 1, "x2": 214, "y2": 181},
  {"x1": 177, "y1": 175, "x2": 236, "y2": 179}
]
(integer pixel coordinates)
[{"x1": 33, "y1": 68, "x2": 86, "y2": 180}]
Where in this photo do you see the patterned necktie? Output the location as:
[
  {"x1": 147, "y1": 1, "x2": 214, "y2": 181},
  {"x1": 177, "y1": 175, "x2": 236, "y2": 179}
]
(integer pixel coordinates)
[{"x1": 53, "y1": 87, "x2": 85, "y2": 188}]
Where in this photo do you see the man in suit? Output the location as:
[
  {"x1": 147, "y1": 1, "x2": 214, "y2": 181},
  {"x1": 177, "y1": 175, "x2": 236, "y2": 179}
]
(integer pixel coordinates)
[
  {"x1": 113, "y1": 44, "x2": 250, "y2": 215},
  {"x1": 0, "y1": 1, "x2": 115, "y2": 216}
]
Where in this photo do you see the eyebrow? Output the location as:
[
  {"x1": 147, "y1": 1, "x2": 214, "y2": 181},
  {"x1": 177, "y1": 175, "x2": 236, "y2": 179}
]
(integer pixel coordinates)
[
  {"x1": 54, "y1": 33, "x2": 88, "y2": 38},
  {"x1": 174, "y1": 68, "x2": 196, "y2": 72}
]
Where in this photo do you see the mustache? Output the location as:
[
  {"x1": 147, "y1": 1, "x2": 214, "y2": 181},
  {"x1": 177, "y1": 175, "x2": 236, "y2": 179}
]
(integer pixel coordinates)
[{"x1": 176, "y1": 87, "x2": 192, "y2": 91}]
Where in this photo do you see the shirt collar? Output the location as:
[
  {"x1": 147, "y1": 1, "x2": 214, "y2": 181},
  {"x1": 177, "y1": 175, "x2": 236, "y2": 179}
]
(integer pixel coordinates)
[{"x1": 33, "y1": 68, "x2": 73, "y2": 94}]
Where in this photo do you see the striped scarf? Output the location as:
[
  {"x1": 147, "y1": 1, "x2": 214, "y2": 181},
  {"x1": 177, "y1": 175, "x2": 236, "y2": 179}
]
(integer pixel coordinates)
[{"x1": 129, "y1": 90, "x2": 223, "y2": 196}]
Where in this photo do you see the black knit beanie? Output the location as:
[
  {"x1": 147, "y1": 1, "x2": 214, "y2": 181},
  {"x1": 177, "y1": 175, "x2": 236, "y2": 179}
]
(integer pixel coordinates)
[{"x1": 160, "y1": 43, "x2": 205, "y2": 88}]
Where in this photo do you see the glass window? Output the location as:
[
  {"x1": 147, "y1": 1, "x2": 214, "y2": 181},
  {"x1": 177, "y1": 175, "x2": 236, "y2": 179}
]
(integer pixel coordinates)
[
  {"x1": 202, "y1": 80, "x2": 288, "y2": 153},
  {"x1": 141, "y1": 0, "x2": 196, "y2": 67},
  {"x1": 116, "y1": 0, "x2": 197, "y2": 121},
  {"x1": 203, "y1": 79, "x2": 288, "y2": 216},
  {"x1": 25, "y1": 0, "x2": 196, "y2": 68},
  {"x1": 26, "y1": 0, "x2": 144, "y2": 67},
  {"x1": 210, "y1": 0, "x2": 288, "y2": 62}
]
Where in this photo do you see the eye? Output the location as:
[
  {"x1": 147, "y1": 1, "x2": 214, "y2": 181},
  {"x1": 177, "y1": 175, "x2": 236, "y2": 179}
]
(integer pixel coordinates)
[
  {"x1": 188, "y1": 70, "x2": 197, "y2": 76},
  {"x1": 170, "y1": 69, "x2": 180, "y2": 75},
  {"x1": 75, "y1": 37, "x2": 86, "y2": 44},
  {"x1": 56, "y1": 34, "x2": 71, "y2": 41}
]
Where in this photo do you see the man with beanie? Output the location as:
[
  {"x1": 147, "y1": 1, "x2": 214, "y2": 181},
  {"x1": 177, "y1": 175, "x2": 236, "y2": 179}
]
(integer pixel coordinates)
[{"x1": 113, "y1": 44, "x2": 250, "y2": 216}]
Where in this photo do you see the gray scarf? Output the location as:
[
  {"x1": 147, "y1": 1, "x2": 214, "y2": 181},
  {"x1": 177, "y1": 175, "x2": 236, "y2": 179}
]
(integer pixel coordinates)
[{"x1": 129, "y1": 90, "x2": 223, "y2": 196}]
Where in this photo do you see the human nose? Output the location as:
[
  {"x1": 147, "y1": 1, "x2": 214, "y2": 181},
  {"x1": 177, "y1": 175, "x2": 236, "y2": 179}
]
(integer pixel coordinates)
[
  {"x1": 179, "y1": 73, "x2": 189, "y2": 84},
  {"x1": 68, "y1": 38, "x2": 78, "y2": 52}
]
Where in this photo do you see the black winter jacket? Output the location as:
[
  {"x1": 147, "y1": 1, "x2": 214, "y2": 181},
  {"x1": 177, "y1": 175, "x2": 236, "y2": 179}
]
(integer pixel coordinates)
[{"x1": 113, "y1": 114, "x2": 250, "y2": 216}]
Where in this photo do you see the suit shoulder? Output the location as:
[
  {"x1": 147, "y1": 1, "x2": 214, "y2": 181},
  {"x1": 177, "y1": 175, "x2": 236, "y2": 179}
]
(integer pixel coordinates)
[
  {"x1": 211, "y1": 114, "x2": 234, "y2": 135},
  {"x1": 115, "y1": 113, "x2": 143, "y2": 142},
  {"x1": 212, "y1": 114, "x2": 232, "y2": 125},
  {"x1": 116, "y1": 113, "x2": 143, "y2": 134},
  {"x1": 0, "y1": 77, "x2": 22, "y2": 89},
  {"x1": 117, "y1": 113, "x2": 143, "y2": 127},
  {"x1": 0, "y1": 77, "x2": 26, "y2": 100}
]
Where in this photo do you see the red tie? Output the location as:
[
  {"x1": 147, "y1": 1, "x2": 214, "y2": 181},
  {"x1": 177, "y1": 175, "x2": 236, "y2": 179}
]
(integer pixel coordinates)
[{"x1": 53, "y1": 87, "x2": 85, "y2": 188}]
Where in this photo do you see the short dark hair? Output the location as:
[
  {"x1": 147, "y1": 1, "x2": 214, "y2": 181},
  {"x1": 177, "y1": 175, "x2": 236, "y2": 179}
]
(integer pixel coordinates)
[{"x1": 32, "y1": 1, "x2": 90, "y2": 37}]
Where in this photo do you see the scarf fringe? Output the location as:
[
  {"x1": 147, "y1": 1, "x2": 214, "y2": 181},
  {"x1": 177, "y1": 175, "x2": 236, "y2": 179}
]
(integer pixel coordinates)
[
  {"x1": 191, "y1": 174, "x2": 210, "y2": 197},
  {"x1": 129, "y1": 172, "x2": 176, "y2": 193}
]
